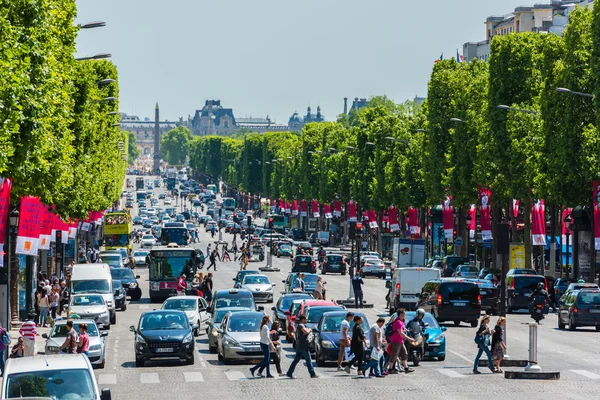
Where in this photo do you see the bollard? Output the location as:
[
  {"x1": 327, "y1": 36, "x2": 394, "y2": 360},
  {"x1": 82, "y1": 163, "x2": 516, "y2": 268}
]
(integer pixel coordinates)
[
  {"x1": 502, "y1": 324, "x2": 510, "y2": 359},
  {"x1": 524, "y1": 322, "x2": 541, "y2": 372}
]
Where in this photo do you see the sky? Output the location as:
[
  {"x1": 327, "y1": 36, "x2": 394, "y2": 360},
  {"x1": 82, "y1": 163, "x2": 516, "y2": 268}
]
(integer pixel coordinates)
[{"x1": 75, "y1": 0, "x2": 538, "y2": 124}]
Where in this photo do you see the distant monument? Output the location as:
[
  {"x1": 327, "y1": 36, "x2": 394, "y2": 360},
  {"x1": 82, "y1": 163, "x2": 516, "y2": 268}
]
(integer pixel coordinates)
[{"x1": 153, "y1": 103, "x2": 160, "y2": 172}]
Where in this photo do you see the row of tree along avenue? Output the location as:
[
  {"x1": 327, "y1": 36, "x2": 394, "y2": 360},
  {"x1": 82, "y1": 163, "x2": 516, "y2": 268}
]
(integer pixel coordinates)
[
  {"x1": 188, "y1": 3, "x2": 600, "y2": 282},
  {"x1": 0, "y1": 1, "x2": 125, "y2": 324}
]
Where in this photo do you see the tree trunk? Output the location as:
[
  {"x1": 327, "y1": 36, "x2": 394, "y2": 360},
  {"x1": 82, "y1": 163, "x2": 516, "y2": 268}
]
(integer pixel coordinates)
[{"x1": 524, "y1": 201, "x2": 532, "y2": 270}]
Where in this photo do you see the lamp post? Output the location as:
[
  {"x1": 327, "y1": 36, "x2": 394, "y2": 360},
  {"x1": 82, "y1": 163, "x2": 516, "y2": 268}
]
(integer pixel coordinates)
[
  {"x1": 564, "y1": 213, "x2": 572, "y2": 278},
  {"x1": 555, "y1": 87, "x2": 594, "y2": 99},
  {"x1": 75, "y1": 53, "x2": 112, "y2": 61},
  {"x1": 465, "y1": 213, "x2": 473, "y2": 262},
  {"x1": 79, "y1": 21, "x2": 106, "y2": 29},
  {"x1": 437, "y1": 225, "x2": 444, "y2": 257},
  {"x1": 9, "y1": 207, "x2": 19, "y2": 324},
  {"x1": 496, "y1": 105, "x2": 540, "y2": 115}
]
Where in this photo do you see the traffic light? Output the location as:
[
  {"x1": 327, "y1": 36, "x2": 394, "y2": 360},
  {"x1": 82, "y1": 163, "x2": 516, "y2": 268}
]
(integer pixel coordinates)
[
  {"x1": 269, "y1": 218, "x2": 274, "y2": 229},
  {"x1": 247, "y1": 215, "x2": 252, "y2": 227},
  {"x1": 355, "y1": 222, "x2": 363, "y2": 236},
  {"x1": 348, "y1": 222, "x2": 356, "y2": 239}
]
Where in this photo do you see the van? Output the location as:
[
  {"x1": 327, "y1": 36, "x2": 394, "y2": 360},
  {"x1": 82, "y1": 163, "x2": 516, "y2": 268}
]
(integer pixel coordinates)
[
  {"x1": 389, "y1": 267, "x2": 441, "y2": 311},
  {"x1": 417, "y1": 278, "x2": 481, "y2": 327},
  {"x1": 70, "y1": 264, "x2": 116, "y2": 326}
]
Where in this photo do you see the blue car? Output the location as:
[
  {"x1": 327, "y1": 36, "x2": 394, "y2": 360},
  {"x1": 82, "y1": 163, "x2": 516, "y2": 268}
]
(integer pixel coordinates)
[
  {"x1": 405, "y1": 311, "x2": 446, "y2": 361},
  {"x1": 313, "y1": 311, "x2": 369, "y2": 367}
]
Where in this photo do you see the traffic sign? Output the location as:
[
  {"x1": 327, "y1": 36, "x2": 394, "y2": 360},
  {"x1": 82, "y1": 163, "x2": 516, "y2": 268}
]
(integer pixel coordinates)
[{"x1": 455, "y1": 237, "x2": 463, "y2": 246}]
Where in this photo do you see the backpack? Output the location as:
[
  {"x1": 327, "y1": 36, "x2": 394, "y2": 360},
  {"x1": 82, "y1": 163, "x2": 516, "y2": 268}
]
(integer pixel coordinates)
[
  {"x1": 1, "y1": 329, "x2": 10, "y2": 346},
  {"x1": 384, "y1": 321, "x2": 394, "y2": 342}
]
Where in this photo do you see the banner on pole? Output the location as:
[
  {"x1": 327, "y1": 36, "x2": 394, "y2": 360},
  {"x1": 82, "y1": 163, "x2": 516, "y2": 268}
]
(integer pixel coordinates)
[
  {"x1": 347, "y1": 200, "x2": 357, "y2": 222},
  {"x1": 16, "y1": 197, "x2": 42, "y2": 255},
  {"x1": 324, "y1": 203, "x2": 332, "y2": 219},
  {"x1": 0, "y1": 178, "x2": 12, "y2": 267},
  {"x1": 479, "y1": 187, "x2": 492, "y2": 241},
  {"x1": 300, "y1": 200, "x2": 307, "y2": 217},
  {"x1": 593, "y1": 181, "x2": 600, "y2": 248},
  {"x1": 531, "y1": 199, "x2": 546, "y2": 246},
  {"x1": 388, "y1": 206, "x2": 400, "y2": 232},
  {"x1": 442, "y1": 196, "x2": 453, "y2": 239},
  {"x1": 38, "y1": 205, "x2": 54, "y2": 250},
  {"x1": 333, "y1": 200, "x2": 342, "y2": 217},
  {"x1": 311, "y1": 200, "x2": 320, "y2": 218}
]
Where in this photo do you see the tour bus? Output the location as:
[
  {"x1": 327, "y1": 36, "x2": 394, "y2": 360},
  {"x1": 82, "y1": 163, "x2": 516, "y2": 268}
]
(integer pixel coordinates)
[
  {"x1": 136, "y1": 190, "x2": 147, "y2": 202},
  {"x1": 148, "y1": 245, "x2": 202, "y2": 302},
  {"x1": 136, "y1": 177, "x2": 144, "y2": 190},
  {"x1": 207, "y1": 184, "x2": 217, "y2": 194},
  {"x1": 223, "y1": 197, "x2": 236, "y2": 211},
  {"x1": 160, "y1": 222, "x2": 190, "y2": 246},
  {"x1": 103, "y1": 211, "x2": 133, "y2": 251}
]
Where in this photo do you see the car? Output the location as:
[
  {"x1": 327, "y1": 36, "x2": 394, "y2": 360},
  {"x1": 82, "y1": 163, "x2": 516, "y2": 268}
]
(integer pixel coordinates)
[
  {"x1": 1, "y1": 354, "x2": 111, "y2": 400},
  {"x1": 289, "y1": 228, "x2": 307, "y2": 241},
  {"x1": 240, "y1": 274, "x2": 275, "y2": 303},
  {"x1": 287, "y1": 300, "x2": 338, "y2": 343},
  {"x1": 233, "y1": 270, "x2": 260, "y2": 288},
  {"x1": 161, "y1": 296, "x2": 210, "y2": 337},
  {"x1": 292, "y1": 255, "x2": 317, "y2": 273},
  {"x1": 321, "y1": 254, "x2": 347, "y2": 274},
  {"x1": 211, "y1": 288, "x2": 258, "y2": 314},
  {"x1": 125, "y1": 200, "x2": 134, "y2": 208},
  {"x1": 198, "y1": 215, "x2": 210, "y2": 225},
  {"x1": 68, "y1": 294, "x2": 111, "y2": 329},
  {"x1": 43, "y1": 319, "x2": 108, "y2": 368},
  {"x1": 142, "y1": 219, "x2": 153, "y2": 228},
  {"x1": 506, "y1": 268, "x2": 538, "y2": 276},
  {"x1": 283, "y1": 272, "x2": 319, "y2": 294},
  {"x1": 216, "y1": 311, "x2": 270, "y2": 364},
  {"x1": 284, "y1": 299, "x2": 306, "y2": 342},
  {"x1": 506, "y1": 274, "x2": 547, "y2": 313},
  {"x1": 164, "y1": 197, "x2": 172, "y2": 205},
  {"x1": 453, "y1": 265, "x2": 479, "y2": 278},
  {"x1": 130, "y1": 310, "x2": 196, "y2": 367},
  {"x1": 142, "y1": 234, "x2": 156, "y2": 248},
  {"x1": 404, "y1": 311, "x2": 447, "y2": 361},
  {"x1": 417, "y1": 278, "x2": 481, "y2": 327},
  {"x1": 158, "y1": 193, "x2": 166, "y2": 199},
  {"x1": 361, "y1": 259, "x2": 386, "y2": 278},
  {"x1": 561, "y1": 282, "x2": 600, "y2": 300},
  {"x1": 465, "y1": 279, "x2": 500, "y2": 315},
  {"x1": 441, "y1": 256, "x2": 470, "y2": 277},
  {"x1": 478, "y1": 267, "x2": 501, "y2": 280},
  {"x1": 225, "y1": 222, "x2": 235, "y2": 233},
  {"x1": 302, "y1": 304, "x2": 345, "y2": 339},
  {"x1": 185, "y1": 222, "x2": 197, "y2": 233},
  {"x1": 295, "y1": 242, "x2": 314, "y2": 255},
  {"x1": 139, "y1": 200, "x2": 147, "y2": 208},
  {"x1": 206, "y1": 307, "x2": 250, "y2": 353},
  {"x1": 133, "y1": 215, "x2": 143, "y2": 225},
  {"x1": 314, "y1": 311, "x2": 369, "y2": 366},
  {"x1": 362, "y1": 251, "x2": 382, "y2": 259},
  {"x1": 175, "y1": 214, "x2": 185, "y2": 222},
  {"x1": 112, "y1": 279, "x2": 127, "y2": 311},
  {"x1": 206, "y1": 221, "x2": 218, "y2": 232},
  {"x1": 271, "y1": 293, "x2": 313, "y2": 331},
  {"x1": 133, "y1": 250, "x2": 149, "y2": 267},
  {"x1": 99, "y1": 252, "x2": 124, "y2": 269},
  {"x1": 558, "y1": 288, "x2": 600, "y2": 330},
  {"x1": 275, "y1": 243, "x2": 292, "y2": 258},
  {"x1": 110, "y1": 267, "x2": 142, "y2": 301},
  {"x1": 182, "y1": 210, "x2": 191, "y2": 220}
]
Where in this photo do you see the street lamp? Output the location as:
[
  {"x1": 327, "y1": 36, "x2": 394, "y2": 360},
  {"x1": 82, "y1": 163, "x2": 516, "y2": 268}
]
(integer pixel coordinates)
[
  {"x1": 414, "y1": 129, "x2": 428, "y2": 133},
  {"x1": 80, "y1": 21, "x2": 106, "y2": 29},
  {"x1": 450, "y1": 118, "x2": 466, "y2": 123},
  {"x1": 96, "y1": 79, "x2": 115, "y2": 86},
  {"x1": 496, "y1": 105, "x2": 540, "y2": 115},
  {"x1": 365, "y1": 142, "x2": 375, "y2": 146},
  {"x1": 555, "y1": 87, "x2": 594, "y2": 99},
  {"x1": 112, "y1": 123, "x2": 121, "y2": 127},
  {"x1": 96, "y1": 97, "x2": 117, "y2": 103},
  {"x1": 346, "y1": 146, "x2": 355, "y2": 150},
  {"x1": 563, "y1": 213, "x2": 572, "y2": 277},
  {"x1": 75, "y1": 53, "x2": 112, "y2": 61},
  {"x1": 108, "y1": 111, "x2": 119, "y2": 116},
  {"x1": 9, "y1": 207, "x2": 19, "y2": 323}
]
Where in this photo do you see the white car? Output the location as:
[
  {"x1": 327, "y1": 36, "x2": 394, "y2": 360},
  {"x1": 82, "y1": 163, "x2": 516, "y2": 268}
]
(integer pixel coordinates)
[
  {"x1": 241, "y1": 274, "x2": 275, "y2": 303},
  {"x1": 161, "y1": 296, "x2": 210, "y2": 337},
  {"x1": 69, "y1": 294, "x2": 111, "y2": 329},
  {"x1": 43, "y1": 319, "x2": 108, "y2": 368},
  {"x1": 141, "y1": 234, "x2": 155, "y2": 248},
  {"x1": 133, "y1": 250, "x2": 149, "y2": 267},
  {"x1": 164, "y1": 197, "x2": 172, "y2": 205},
  {"x1": 1, "y1": 354, "x2": 111, "y2": 400}
]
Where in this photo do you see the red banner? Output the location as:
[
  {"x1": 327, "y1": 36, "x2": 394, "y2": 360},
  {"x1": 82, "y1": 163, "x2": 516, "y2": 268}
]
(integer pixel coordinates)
[
  {"x1": 388, "y1": 206, "x2": 399, "y2": 232},
  {"x1": 311, "y1": 200, "x2": 320, "y2": 218},
  {"x1": 324, "y1": 203, "x2": 332, "y2": 219},
  {"x1": 562, "y1": 207, "x2": 573, "y2": 248},
  {"x1": 291, "y1": 200, "x2": 299, "y2": 216},
  {"x1": 347, "y1": 200, "x2": 357, "y2": 222},
  {"x1": 68, "y1": 220, "x2": 78, "y2": 239},
  {"x1": 367, "y1": 210, "x2": 378, "y2": 228},
  {"x1": 469, "y1": 204, "x2": 477, "y2": 240},
  {"x1": 333, "y1": 200, "x2": 342, "y2": 217},
  {"x1": 479, "y1": 187, "x2": 492, "y2": 240},
  {"x1": 0, "y1": 179, "x2": 12, "y2": 267},
  {"x1": 531, "y1": 200, "x2": 546, "y2": 246},
  {"x1": 38, "y1": 205, "x2": 54, "y2": 250},
  {"x1": 408, "y1": 207, "x2": 419, "y2": 236},
  {"x1": 442, "y1": 196, "x2": 453, "y2": 239},
  {"x1": 594, "y1": 181, "x2": 600, "y2": 249},
  {"x1": 52, "y1": 214, "x2": 69, "y2": 244},
  {"x1": 300, "y1": 200, "x2": 307, "y2": 217},
  {"x1": 16, "y1": 197, "x2": 43, "y2": 255},
  {"x1": 513, "y1": 199, "x2": 520, "y2": 219}
]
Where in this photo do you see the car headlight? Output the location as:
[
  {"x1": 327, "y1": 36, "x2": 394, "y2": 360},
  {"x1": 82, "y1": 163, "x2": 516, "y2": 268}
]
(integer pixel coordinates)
[
  {"x1": 321, "y1": 340, "x2": 335, "y2": 349},
  {"x1": 431, "y1": 334, "x2": 445, "y2": 342},
  {"x1": 89, "y1": 344, "x2": 102, "y2": 351},
  {"x1": 47, "y1": 346, "x2": 60, "y2": 353},
  {"x1": 129, "y1": 282, "x2": 138, "y2": 288},
  {"x1": 136, "y1": 334, "x2": 147, "y2": 344},
  {"x1": 223, "y1": 336, "x2": 239, "y2": 347},
  {"x1": 106, "y1": 301, "x2": 113, "y2": 307},
  {"x1": 266, "y1": 287, "x2": 273, "y2": 292},
  {"x1": 182, "y1": 333, "x2": 193, "y2": 344}
]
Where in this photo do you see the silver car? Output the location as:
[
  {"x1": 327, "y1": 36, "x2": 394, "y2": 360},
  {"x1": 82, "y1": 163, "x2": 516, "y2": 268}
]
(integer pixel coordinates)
[
  {"x1": 217, "y1": 311, "x2": 266, "y2": 364},
  {"x1": 207, "y1": 307, "x2": 251, "y2": 353},
  {"x1": 42, "y1": 319, "x2": 108, "y2": 368},
  {"x1": 453, "y1": 265, "x2": 479, "y2": 279},
  {"x1": 69, "y1": 294, "x2": 111, "y2": 329},
  {"x1": 241, "y1": 274, "x2": 275, "y2": 303}
]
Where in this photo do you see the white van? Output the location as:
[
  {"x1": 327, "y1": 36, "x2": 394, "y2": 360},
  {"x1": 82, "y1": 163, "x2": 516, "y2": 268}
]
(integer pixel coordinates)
[
  {"x1": 389, "y1": 267, "x2": 441, "y2": 311},
  {"x1": 70, "y1": 264, "x2": 116, "y2": 326}
]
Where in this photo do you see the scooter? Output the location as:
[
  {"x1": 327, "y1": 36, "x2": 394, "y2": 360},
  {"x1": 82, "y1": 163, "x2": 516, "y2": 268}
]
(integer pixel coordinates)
[
  {"x1": 530, "y1": 298, "x2": 548, "y2": 324},
  {"x1": 405, "y1": 320, "x2": 428, "y2": 366}
]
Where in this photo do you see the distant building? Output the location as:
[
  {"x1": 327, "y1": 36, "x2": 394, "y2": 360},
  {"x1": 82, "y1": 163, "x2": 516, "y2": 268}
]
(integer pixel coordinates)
[
  {"x1": 120, "y1": 112, "x2": 177, "y2": 156},
  {"x1": 288, "y1": 106, "x2": 325, "y2": 130},
  {"x1": 463, "y1": 0, "x2": 591, "y2": 62}
]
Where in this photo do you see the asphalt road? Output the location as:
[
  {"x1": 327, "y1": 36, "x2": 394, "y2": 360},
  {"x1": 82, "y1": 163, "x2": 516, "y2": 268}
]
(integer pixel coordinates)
[{"x1": 95, "y1": 176, "x2": 600, "y2": 400}]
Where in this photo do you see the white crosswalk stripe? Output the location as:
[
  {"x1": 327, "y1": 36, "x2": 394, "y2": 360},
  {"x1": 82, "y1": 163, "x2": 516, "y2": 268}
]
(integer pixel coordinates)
[
  {"x1": 571, "y1": 370, "x2": 600, "y2": 379},
  {"x1": 140, "y1": 373, "x2": 160, "y2": 383},
  {"x1": 183, "y1": 372, "x2": 204, "y2": 382},
  {"x1": 97, "y1": 374, "x2": 117, "y2": 385},
  {"x1": 435, "y1": 369, "x2": 467, "y2": 378},
  {"x1": 225, "y1": 371, "x2": 249, "y2": 381}
]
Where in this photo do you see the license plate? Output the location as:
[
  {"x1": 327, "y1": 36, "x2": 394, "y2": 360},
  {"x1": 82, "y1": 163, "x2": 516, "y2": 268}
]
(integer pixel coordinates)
[
  {"x1": 454, "y1": 302, "x2": 467, "y2": 307},
  {"x1": 590, "y1": 309, "x2": 600, "y2": 313},
  {"x1": 480, "y1": 290, "x2": 487, "y2": 295},
  {"x1": 156, "y1": 348, "x2": 174, "y2": 353},
  {"x1": 247, "y1": 347, "x2": 261, "y2": 352}
]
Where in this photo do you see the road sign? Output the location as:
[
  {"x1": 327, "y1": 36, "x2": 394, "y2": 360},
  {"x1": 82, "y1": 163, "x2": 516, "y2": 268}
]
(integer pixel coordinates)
[{"x1": 455, "y1": 237, "x2": 463, "y2": 246}]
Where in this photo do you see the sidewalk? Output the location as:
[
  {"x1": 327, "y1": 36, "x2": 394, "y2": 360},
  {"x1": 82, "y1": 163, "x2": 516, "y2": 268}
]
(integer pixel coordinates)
[{"x1": 8, "y1": 323, "x2": 52, "y2": 355}]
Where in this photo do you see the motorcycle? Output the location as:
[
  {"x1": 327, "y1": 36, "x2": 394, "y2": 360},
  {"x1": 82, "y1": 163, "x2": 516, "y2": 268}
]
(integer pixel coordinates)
[
  {"x1": 405, "y1": 320, "x2": 428, "y2": 366},
  {"x1": 529, "y1": 296, "x2": 548, "y2": 324}
]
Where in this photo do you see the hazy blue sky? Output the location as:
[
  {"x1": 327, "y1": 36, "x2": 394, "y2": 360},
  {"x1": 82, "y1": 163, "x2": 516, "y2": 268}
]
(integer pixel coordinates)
[{"x1": 75, "y1": 0, "x2": 536, "y2": 124}]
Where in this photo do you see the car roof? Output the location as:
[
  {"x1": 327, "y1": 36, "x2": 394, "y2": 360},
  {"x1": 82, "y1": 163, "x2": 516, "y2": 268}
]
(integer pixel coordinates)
[
  {"x1": 227, "y1": 311, "x2": 264, "y2": 318},
  {"x1": 142, "y1": 309, "x2": 186, "y2": 317},
  {"x1": 5, "y1": 354, "x2": 92, "y2": 375},
  {"x1": 321, "y1": 310, "x2": 363, "y2": 318},
  {"x1": 215, "y1": 288, "x2": 253, "y2": 296},
  {"x1": 302, "y1": 300, "x2": 336, "y2": 307},
  {"x1": 163, "y1": 295, "x2": 201, "y2": 301},
  {"x1": 52, "y1": 319, "x2": 97, "y2": 326}
]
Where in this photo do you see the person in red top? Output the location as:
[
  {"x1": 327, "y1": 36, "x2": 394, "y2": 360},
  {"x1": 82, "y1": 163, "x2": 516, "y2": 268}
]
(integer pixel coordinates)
[
  {"x1": 385, "y1": 309, "x2": 415, "y2": 374},
  {"x1": 19, "y1": 313, "x2": 37, "y2": 357},
  {"x1": 177, "y1": 274, "x2": 187, "y2": 296},
  {"x1": 77, "y1": 323, "x2": 90, "y2": 357}
]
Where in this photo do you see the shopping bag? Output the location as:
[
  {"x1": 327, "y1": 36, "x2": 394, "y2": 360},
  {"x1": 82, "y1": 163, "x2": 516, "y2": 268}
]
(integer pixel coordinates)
[
  {"x1": 371, "y1": 347, "x2": 383, "y2": 361},
  {"x1": 344, "y1": 347, "x2": 354, "y2": 361}
]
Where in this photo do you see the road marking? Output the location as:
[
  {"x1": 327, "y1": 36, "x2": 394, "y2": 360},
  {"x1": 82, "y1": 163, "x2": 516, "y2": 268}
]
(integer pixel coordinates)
[
  {"x1": 140, "y1": 373, "x2": 160, "y2": 383},
  {"x1": 225, "y1": 371, "x2": 248, "y2": 381},
  {"x1": 436, "y1": 369, "x2": 467, "y2": 378},
  {"x1": 200, "y1": 362, "x2": 207, "y2": 368},
  {"x1": 98, "y1": 374, "x2": 117, "y2": 385},
  {"x1": 447, "y1": 349, "x2": 474, "y2": 364},
  {"x1": 183, "y1": 372, "x2": 204, "y2": 382},
  {"x1": 571, "y1": 370, "x2": 600, "y2": 379},
  {"x1": 139, "y1": 304, "x2": 150, "y2": 310}
]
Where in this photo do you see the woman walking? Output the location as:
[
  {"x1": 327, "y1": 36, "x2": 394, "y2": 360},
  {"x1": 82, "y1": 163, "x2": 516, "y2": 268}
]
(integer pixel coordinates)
[
  {"x1": 261, "y1": 321, "x2": 284, "y2": 376},
  {"x1": 345, "y1": 315, "x2": 367, "y2": 375},
  {"x1": 38, "y1": 291, "x2": 50, "y2": 327},
  {"x1": 314, "y1": 277, "x2": 324, "y2": 300},
  {"x1": 492, "y1": 317, "x2": 507, "y2": 373},
  {"x1": 250, "y1": 316, "x2": 274, "y2": 378},
  {"x1": 473, "y1": 314, "x2": 495, "y2": 374},
  {"x1": 49, "y1": 288, "x2": 60, "y2": 320}
]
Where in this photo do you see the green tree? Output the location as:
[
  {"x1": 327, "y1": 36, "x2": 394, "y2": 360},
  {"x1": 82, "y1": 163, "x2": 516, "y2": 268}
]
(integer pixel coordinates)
[
  {"x1": 127, "y1": 131, "x2": 140, "y2": 164},
  {"x1": 161, "y1": 126, "x2": 193, "y2": 165}
]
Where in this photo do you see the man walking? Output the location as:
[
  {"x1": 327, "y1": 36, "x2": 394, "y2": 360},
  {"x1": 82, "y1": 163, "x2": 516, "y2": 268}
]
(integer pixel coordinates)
[
  {"x1": 19, "y1": 313, "x2": 37, "y2": 357},
  {"x1": 337, "y1": 312, "x2": 354, "y2": 371},
  {"x1": 352, "y1": 274, "x2": 365, "y2": 308},
  {"x1": 207, "y1": 250, "x2": 217, "y2": 271},
  {"x1": 386, "y1": 309, "x2": 415, "y2": 374},
  {"x1": 286, "y1": 315, "x2": 317, "y2": 379}
]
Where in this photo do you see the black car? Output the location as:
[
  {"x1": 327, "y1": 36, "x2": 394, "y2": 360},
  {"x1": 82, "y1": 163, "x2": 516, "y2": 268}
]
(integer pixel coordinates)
[
  {"x1": 295, "y1": 242, "x2": 314, "y2": 256},
  {"x1": 290, "y1": 228, "x2": 307, "y2": 241},
  {"x1": 505, "y1": 275, "x2": 546, "y2": 313},
  {"x1": 130, "y1": 310, "x2": 196, "y2": 367},
  {"x1": 110, "y1": 268, "x2": 142, "y2": 301},
  {"x1": 182, "y1": 210, "x2": 191, "y2": 220},
  {"x1": 441, "y1": 256, "x2": 469, "y2": 277},
  {"x1": 112, "y1": 280, "x2": 127, "y2": 311},
  {"x1": 417, "y1": 278, "x2": 481, "y2": 327},
  {"x1": 292, "y1": 255, "x2": 316, "y2": 273},
  {"x1": 558, "y1": 288, "x2": 600, "y2": 331},
  {"x1": 271, "y1": 293, "x2": 313, "y2": 329},
  {"x1": 321, "y1": 254, "x2": 346, "y2": 275},
  {"x1": 553, "y1": 278, "x2": 572, "y2": 305},
  {"x1": 465, "y1": 279, "x2": 499, "y2": 315}
]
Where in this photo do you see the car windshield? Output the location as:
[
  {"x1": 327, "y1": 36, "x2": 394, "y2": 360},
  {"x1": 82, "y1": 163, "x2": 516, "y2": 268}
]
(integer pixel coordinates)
[
  {"x1": 321, "y1": 314, "x2": 369, "y2": 332},
  {"x1": 110, "y1": 269, "x2": 135, "y2": 280},
  {"x1": 101, "y1": 255, "x2": 120, "y2": 262},
  {"x1": 440, "y1": 282, "x2": 479, "y2": 299},
  {"x1": 327, "y1": 255, "x2": 342, "y2": 263},
  {"x1": 6, "y1": 369, "x2": 96, "y2": 399},
  {"x1": 514, "y1": 276, "x2": 545, "y2": 291},
  {"x1": 512, "y1": 269, "x2": 537, "y2": 275},
  {"x1": 51, "y1": 322, "x2": 99, "y2": 337},
  {"x1": 281, "y1": 295, "x2": 311, "y2": 310},
  {"x1": 140, "y1": 312, "x2": 187, "y2": 330},
  {"x1": 236, "y1": 271, "x2": 259, "y2": 282},
  {"x1": 228, "y1": 314, "x2": 262, "y2": 332},
  {"x1": 134, "y1": 251, "x2": 149, "y2": 257},
  {"x1": 143, "y1": 235, "x2": 154, "y2": 240},
  {"x1": 72, "y1": 295, "x2": 105, "y2": 306},
  {"x1": 578, "y1": 292, "x2": 600, "y2": 305},
  {"x1": 296, "y1": 256, "x2": 312, "y2": 263},
  {"x1": 280, "y1": 245, "x2": 291, "y2": 250},
  {"x1": 162, "y1": 298, "x2": 196, "y2": 311},
  {"x1": 72, "y1": 280, "x2": 110, "y2": 294},
  {"x1": 460, "y1": 266, "x2": 478, "y2": 273},
  {"x1": 214, "y1": 309, "x2": 236, "y2": 323},
  {"x1": 303, "y1": 275, "x2": 318, "y2": 283},
  {"x1": 214, "y1": 295, "x2": 255, "y2": 310},
  {"x1": 104, "y1": 234, "x2": 129, "y2": 247},
  {"x1": 243, "y1": 276, "x2": 270, "y2": 285},
  {"x1": 307, "y1": 307, "x2": 341, "y2": 323}
]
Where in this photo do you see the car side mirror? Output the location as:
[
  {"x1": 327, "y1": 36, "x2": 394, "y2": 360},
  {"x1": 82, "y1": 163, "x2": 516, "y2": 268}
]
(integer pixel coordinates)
[
  {"x1": 271, "y1": 307, "x2": 276, "y2": 311},
  {"x1": 101, "y1": 388, "x2": 112, "y2": 400},
  {"x1": 129, "y1": 326, "x2": 136, "y2": 333},
  {"x1": 136, "y1": 275, "x2": 140, "y2": 279},
  {"x1": 441, "y1": 326, "x2": 447, "y2": 332},
  {"x1": 415, "y1": 293, "x2": 421, "y2": 298},
  {"x1": 284, "y1": 311, "x2": 290, "y2": 316},
  {"x1": 192, "y1": 323, "x2": 199, "y2": 330},
  {"x1": 282, "y1": 280, "x2": 285, "y2": 283},
  {"x1": 257, "y1": 306, "x2": 264, "y2": 311},
  {"x1": 232, "y1": 278, "x2": 236, "y2": 281},
  {"x1": 385, "y1": 281, "x2": 392, "y2": 289},
  {"x1": 42, "y1": 333, "x2": 48, "y2": 339},
  {"x1": 423, "y1": 322, "x2": 429, "y2": 327},
  {"x1": 101, "y1": 331, "x2": 109, "y2": 337},
  {"x1": 272, "y1": 283, "x2": 276, "y2": 287}
]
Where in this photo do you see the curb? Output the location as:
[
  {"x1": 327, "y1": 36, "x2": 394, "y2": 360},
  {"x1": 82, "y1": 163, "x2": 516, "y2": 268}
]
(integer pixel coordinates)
[
  {"x1": 504, "y1": 370, "x2": 560, "y2": 380},
  {"x1": 335, "y1": 300, "x2": 374, "y2": 309},
  {"x1": 478, "y1": 359, "x2": 528, "y2": 367}
]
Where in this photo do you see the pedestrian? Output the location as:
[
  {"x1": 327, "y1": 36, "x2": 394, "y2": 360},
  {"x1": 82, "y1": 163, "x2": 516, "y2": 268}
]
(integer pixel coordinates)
[
  {"x1": 250, "y1": 316, "x2": 274, "y2": 378},
  {"x1": 38, "y1": 290, "x2": 50, "y2": 327},
  {"x1": 352, "y1": 274, "x2": 364, "y2": 308},
  {"x1": 385, "y1": 309, "x2": 415, "y2": 374},
  {"x1": 345, "y1": 315, "x2": 367, "y2": 375},
  {"x1": 206, "y1": 243, "x2": 211, "y2": 257},
  {"x1": 177, "y1": 273, "x2": 187, "y2": 296},
  {"x1": 207, "y1": 250, "x2": 217, "y2": 271},
  {"x1": 314, "y1": 276, "x2": 324, "y2": 300},
  {"x1": 492, "y1": 317, "x2": 507, "y2": 373},
  {"x1": 266, "y1": 321, "x2": 284, "y2": 376},
  {"x1": 337, "y1": 312, "x2": 354, "y2": 371},
  {"x1": 59, "y1": 281, "x2": 69, "y2": 316},
  {"x1": 365, "y1": 317, "x2": 386, "y2": 377},
  {"x1": 49, "y1": 288, "x2": 59, "y2": 321},
  {"x1": 473, "y1": 314, "x2": 495, "y2": 374},
  {"x1": 222, "y1": 246, "x2": 231, "y2": 262},
  {"x1": 192, "y1": 273, "x2": 202, "y2": 296},
  {"x1": 19, "y1": 313, "x2": 37, "y2": 357},
  {"x1": 286, "y1": 315, "x2": 317, "y2": 378},
  {"x1": 10, "y1": 337, "x2": 24, "y2": 359},
  {"x1": 0, "y1": 323, "x2": 9, "y2": 376},
  {"x1": 77, "y1": 323, "x2": 90, "y2": 357},
  {"x1": 60, "y1": 320, "x2": 78, "y2": 354},
  {"x1": 204, "y1": 273, "x2": 214, "y2": 306}
]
